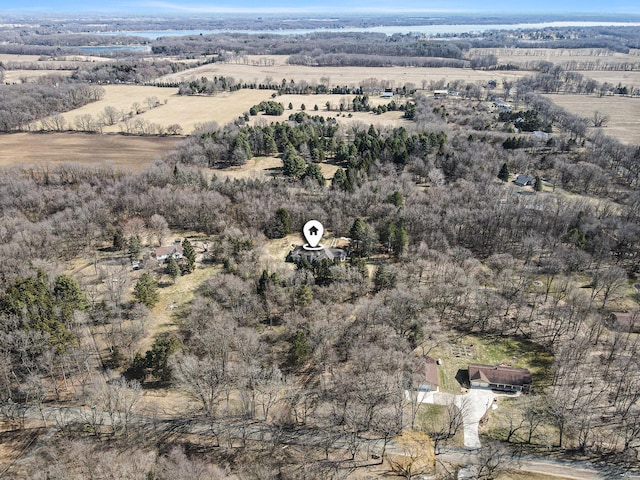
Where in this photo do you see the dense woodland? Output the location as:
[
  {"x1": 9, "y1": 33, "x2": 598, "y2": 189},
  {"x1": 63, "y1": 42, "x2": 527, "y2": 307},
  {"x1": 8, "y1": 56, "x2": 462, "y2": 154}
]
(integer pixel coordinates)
[
  {"x1": 0, "y1": 80, "x2": 640, "y2": 477},
  {"x1": 1, "y1": 15, "x2": 640, "y2": 479}
]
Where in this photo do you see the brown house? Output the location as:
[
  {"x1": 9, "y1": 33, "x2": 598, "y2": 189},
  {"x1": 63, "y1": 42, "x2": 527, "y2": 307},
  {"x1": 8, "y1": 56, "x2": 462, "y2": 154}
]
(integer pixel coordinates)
[
  {"x1": 154, "y1": 243, "x2": 183, "y2": 262},
  {"x1": 468, "y1": 363, "x2": 532, "y2": 393},
  {"x1": 607, "y1": 311, "x2": 640, "y2": 333},
  {"x1": 417, "y1": 356, "x2": 440, "y2": 392}
]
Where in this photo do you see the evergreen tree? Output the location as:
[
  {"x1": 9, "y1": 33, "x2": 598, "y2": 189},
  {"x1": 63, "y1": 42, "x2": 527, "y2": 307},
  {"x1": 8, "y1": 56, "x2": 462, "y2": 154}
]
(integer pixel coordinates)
[
  {"x1": 182, "y1": 238, "x2": 196, "y2": 273},
  {"x1": 349, "y1": 218, "x2": 377, "y2": 258},
  {"x1": 287, "y1": 330, "x2": 312, "y2": 370},
  {"x1": 265, "y1": 208, "x2": 292, "y2": 239},
  {"x1": 53, "y1": 274, "x2": 88, "y2": 320},
  {"x1": 303, "y1": 163, "x2": 325, "y2": 186},
  {"x1": 133, "y1": 273, "x2": 159, "y2": 308},
  {"x1": 127, "y1": 235, "x2": 142, "y2": 259},
  {"x1": 391, "y1": 225, "x2": 409, "y2": 258},
  {"x1": 331, "y1": 167, "x2": 349, "y2": 191},
  {"x1": 294, "y1": 285, "x2": 313, "y2": 307},
  {"x1": 498, "y1": 162, "x2": 510, "y2": 182},
  {"x1": 534, "y1": 175, "x2": 543, "y2": 192},
  {"x1": 374, "y1": 264, "x2": 397, "y2": 292},
  {"x1": 145, "y1": 333, "x2": 180, "y2": 382},
  {"x1": 113, "y1": 228, "x2": 126, "y2": 251},
  {"x1": 282, "y1": 151, "x2": 307, "y2": 179},
  {"x1": 166, "y1": 257, "x2": 181, "y2": 283}
]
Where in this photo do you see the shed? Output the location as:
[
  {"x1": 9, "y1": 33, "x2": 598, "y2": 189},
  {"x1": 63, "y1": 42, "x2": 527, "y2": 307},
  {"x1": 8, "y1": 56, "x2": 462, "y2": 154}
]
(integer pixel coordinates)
[{"x1": 417, "y1": 356, "x2": 440, "y2": 392}]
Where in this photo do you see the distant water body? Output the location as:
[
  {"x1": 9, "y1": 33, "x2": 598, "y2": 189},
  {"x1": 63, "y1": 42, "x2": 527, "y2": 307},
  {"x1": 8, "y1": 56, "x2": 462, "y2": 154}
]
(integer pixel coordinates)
[{"x1": 100, "y1": 21, "x2": 640, "y2": 39}]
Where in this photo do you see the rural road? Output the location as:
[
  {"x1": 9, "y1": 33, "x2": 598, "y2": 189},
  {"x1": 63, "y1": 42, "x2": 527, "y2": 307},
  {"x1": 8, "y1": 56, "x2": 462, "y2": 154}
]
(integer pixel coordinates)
[
  {"x1": 412, "y1": 387, "x2": 509, "y2": 448},
  {"x1": 8, "y1": 404, "x2": 640, "y2": 480}
]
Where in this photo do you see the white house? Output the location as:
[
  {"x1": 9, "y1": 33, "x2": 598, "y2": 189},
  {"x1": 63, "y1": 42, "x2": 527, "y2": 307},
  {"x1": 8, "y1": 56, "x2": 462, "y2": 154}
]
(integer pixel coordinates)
[{"x1": 154, "y1": 243, "x2": 183, "y2": 262}]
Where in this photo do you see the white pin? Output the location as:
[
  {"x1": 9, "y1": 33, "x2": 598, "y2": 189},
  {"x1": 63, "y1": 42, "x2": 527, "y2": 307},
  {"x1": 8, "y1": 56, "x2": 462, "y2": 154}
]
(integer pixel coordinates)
[{"x1": 303, "y1": 220, "x2": 324, "y2": 250}]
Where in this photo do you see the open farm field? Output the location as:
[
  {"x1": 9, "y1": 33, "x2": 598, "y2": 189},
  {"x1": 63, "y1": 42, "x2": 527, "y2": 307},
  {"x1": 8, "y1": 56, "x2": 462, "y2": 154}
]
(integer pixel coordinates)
[
  {"x1": 54, "y1": 85, "x2": 273, "y2": 133},
  {"x1": 4, "y1": 69, "x2": 77, "y2": 82},
  {"x1": 133, "y1": 88, "x2": 274, "y2": 132},
  {"x1": 572, "y1": 70, "x2": 640, "y2": 90},
  {"x1": 0, "y1": 53, "x2": 112, "y2": 83},
  {"x1": 157, "y1": 54, "x2": 528, "y2": 88},
  {"x1": 0, "y1": 132, "x2": 179, "y2": 170},
  {"x1": 55, "y1": 84, "x2": 410, "y2": 134},
  {"x1": 543, "y1": 93, "x2": 640, "y2": 144},
  {"x1": 470, "y1": 47, "x2": 640, "y2": 68}
]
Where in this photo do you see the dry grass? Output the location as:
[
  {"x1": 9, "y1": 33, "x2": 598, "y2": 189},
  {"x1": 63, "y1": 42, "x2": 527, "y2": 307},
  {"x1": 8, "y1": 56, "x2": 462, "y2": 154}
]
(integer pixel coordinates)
[
  {"x1": 52, "y1": 86, "x2": 273, "y2": 134},
  {"x1": 135, "y1": 89, "x2": 274, "y2": 132},
  {"x1": 0, "y1": 132, "x2": 180, "y2": 171},
  {"x1": 571, "y1": 70, "x2": 640, "y2": 90},
  {"x1": 470, "y1": 47, "x2": 640, "y2": 68},
  {"x1": 157, "y1": 54, "x2": 527, "y2": 88},
  {"x1": 543, "y1": 93, "x2": 640, "y2": 144},
  {"x1": 142, "y1": 261, "x2": 220, "y2": 351},
  {"x1": 4, "y1": 69, "x2": 77, "y2": 82}
]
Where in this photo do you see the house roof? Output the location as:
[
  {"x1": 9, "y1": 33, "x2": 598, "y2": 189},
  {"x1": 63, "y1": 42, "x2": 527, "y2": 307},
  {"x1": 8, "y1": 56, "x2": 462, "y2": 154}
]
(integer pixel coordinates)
[
  {"x1": 286, "y1": 245, "x2": 346, "y2": 263},
  {"x1": 514, "y1": 174, "x2": 535, "y2": 186},
  {"x1": 155, "y1": 245, "x2": 183, "y2": 257},
  {"x1": 423, "y1": 356, "x2": 439, "y2": 387},
  {"x1": 468, "y1": 363, "x2": 532, "y2": 388}
]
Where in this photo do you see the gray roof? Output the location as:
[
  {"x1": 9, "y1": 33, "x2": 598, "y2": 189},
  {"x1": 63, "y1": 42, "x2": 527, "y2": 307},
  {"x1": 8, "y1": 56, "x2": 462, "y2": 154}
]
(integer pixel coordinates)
[{"x1": 286, "y1": 246, "x2": 347, "y2": 263}]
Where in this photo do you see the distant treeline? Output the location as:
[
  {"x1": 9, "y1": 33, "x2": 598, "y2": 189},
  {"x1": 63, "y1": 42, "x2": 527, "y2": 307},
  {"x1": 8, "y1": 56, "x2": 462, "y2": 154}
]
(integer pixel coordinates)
[
  {"x1": 287, "y1": 53, "x2": 468, "y2": 68},
  {"x1": 151, "y1": 32, "x2": 471, "y2": 59},
  {"x1": 467, "y1": 26, "x2": 640, "y2": 52}
]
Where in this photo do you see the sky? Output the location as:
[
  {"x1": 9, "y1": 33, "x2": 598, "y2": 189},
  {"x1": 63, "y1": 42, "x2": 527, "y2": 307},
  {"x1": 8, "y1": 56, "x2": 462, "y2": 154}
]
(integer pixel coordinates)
[{"x1": 2, "y1": 0, "x2": 639, "y2": 15}]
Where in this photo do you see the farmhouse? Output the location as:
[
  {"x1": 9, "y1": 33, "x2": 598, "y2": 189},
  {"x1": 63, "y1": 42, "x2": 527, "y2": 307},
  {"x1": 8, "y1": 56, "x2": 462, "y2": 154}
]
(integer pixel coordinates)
[
  {"x1": 514, "y1": 174, "x2": 535, "y2": 187},
  {"x1": 417, "y1": 356, "x2": 440, "y2": 392},
  {"x1": 434, "y1": 89, "x2": 449, "y2": 98},
  {"x1": 380, "y1": 88, "x2": 394, "y2": 98},
  {"x1": 154, "y1": 243, "x2": 183, "y2": 262},
  {"x1": 607, "y1": 311, "x2": 640, "y2": 333},
  {"x1": 286, "y1": 245, "x2": 347, "y2": 263},
  {"x1": 468, "y1": 363, "x2": 532, "y2": 392}
]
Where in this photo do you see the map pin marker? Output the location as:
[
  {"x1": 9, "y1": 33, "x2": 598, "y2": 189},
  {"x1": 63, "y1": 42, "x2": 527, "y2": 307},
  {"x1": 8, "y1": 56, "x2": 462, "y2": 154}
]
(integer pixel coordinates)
[{"x1": 303, "y1": 220, "x2": 324, "y2": 249}]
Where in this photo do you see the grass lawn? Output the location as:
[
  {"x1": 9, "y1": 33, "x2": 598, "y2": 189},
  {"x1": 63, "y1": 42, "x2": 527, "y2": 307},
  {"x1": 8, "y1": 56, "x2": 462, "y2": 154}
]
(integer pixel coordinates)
[{"x1": 422, "y1": 334, "x2": 554, "y2": 394}]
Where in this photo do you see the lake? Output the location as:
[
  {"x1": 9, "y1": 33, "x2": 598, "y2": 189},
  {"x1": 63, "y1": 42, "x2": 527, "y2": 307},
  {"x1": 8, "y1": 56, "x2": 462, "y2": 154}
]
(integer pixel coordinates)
[{"x1": 98, "y1": 21, "x2": 640, "y2": 39}]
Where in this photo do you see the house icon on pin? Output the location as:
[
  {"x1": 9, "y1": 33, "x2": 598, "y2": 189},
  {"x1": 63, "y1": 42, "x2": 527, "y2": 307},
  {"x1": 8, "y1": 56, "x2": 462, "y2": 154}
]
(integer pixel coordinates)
[{"x1": 308, "y1": 226, "x2": 319, "y2": 235}]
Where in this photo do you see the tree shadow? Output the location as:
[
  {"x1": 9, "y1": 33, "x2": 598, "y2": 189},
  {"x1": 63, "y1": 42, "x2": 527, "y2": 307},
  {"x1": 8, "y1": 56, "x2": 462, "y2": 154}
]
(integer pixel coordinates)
[{"x1": 455, "y1": 368, "x2": 470, "y2": 388}]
